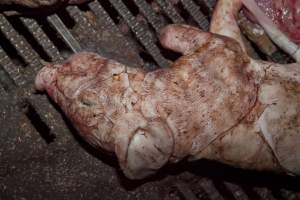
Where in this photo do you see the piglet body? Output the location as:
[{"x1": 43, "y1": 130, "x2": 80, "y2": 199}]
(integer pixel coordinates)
[{"x1": 35, "y1": 0, "x2": 300, "y2": 179}]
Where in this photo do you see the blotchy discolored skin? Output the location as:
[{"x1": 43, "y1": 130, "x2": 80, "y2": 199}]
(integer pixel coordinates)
[{"x1": 35, "y1": 0, "x2": 300, "y2": 179}]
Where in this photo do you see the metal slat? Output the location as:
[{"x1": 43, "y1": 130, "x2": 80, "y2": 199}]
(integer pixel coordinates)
[
  {"x1": 132, "y1": 0, "x2": 166, "y2": 33},
  {"x1": 0, "y1": 63, "x2": 16, "y2": 92},
  {"x1": 196, "y1": 0, "x2": 217, "y2": 11},
  {"x1": 109, "y1": 0, "x2": 171, "y2": 68},
  {"x1": 19, "y1": 111, "x2": 47, "y2": 142},
  {"x1": 47, "y1": 14, "x2": 82, "y2": 53},
  {"x1": 66, "y1": 6, "x2": 99, "y2": 37},
  {"x1": 204, "y1": 0, "x2": 217, "y2": 10},
  {"x1": 27, "y1": 95, "x2": 67, "y2": 137},
  {"x1": 20, "y1": 18, "x2": 62, "y2": 62},
  {"x1": 175, "y1": 182, "x2": 198, "y2": 200},
  {"x1": 223, "y1": 182, "x2": 250, "y2": 200},
  {"x1": 66, "y1": 6, "x2": 112, "y2": 56},
  {"x1": 253, "y1": 188, "x2": 277, "y2": 200},
  {"x1": 198, "y1": 178, "x2": 225, "y2": 200},
  {"x1": 280, "y1": 189, "x2": 300, "y2": 200},
  {"x1": 180, "y1": 0, "x2": 209, "y2": 30},
  {"x1": 88, "y1": 1, "x2": 121, "y2": 33},
  {"x1": 0, "y1": 47, "x2": 25, "y2": 86},
  {"x1": 156, "y1": 0, "x2": 185, "y2": 24},
  {"x1": 88, "y1": 1, "x2": 143, "y2": 66},
  {"x1": 0, "y1": 1, "x2": 298, "y2": 199},
  {"x1": 0, "y1": 83, "x2": 7, "y2": 96},
  {"x1": 66, "y1": 5, "x2": 122, "y2": 59},
  {"x1": 0, "y1": 14, "x2": 41, "y2": 71}
]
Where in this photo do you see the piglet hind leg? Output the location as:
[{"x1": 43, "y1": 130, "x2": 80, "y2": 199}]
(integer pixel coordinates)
[
  {"x1": 210, "y1": 0, "x2": 246, "y2": 51},
  {"x1": 206, "y1": 0, "x2": 300, "y2": 175},
  {"x1": 212, "y1": 0, "x2": 300, "y2": 81}
]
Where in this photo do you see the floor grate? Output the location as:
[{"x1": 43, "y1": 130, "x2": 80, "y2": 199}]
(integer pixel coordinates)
[{"x1": 0, "y1": 1, "x2": 299, "y2": 199}]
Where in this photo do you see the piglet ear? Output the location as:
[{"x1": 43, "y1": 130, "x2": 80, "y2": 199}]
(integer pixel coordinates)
[
  {"x1": 113, "y1": 113, "x2": 174, "y2": 179},
  {"x1": 159, "y1": 24, "x2": 212, "y2": 55}
]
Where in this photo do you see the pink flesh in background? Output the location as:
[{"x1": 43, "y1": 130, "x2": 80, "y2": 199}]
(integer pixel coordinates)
[{"x1": 254, "y1": 0, "x2": 300, "y2": 44}]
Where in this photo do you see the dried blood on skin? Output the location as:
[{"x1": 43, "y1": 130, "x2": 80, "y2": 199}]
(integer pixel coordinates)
[{"x1": 255, "y1": 0, "x2": 300, "y2": 44}]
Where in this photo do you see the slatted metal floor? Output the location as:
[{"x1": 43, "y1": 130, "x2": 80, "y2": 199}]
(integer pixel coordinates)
[{"x1": 0, "y1": 0, "x2": 299, "y2": 199}]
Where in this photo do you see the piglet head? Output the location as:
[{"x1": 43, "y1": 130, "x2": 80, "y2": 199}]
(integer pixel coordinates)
[{"x1": 35, "y1": 52, "x2": 174, "y2": 179}]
